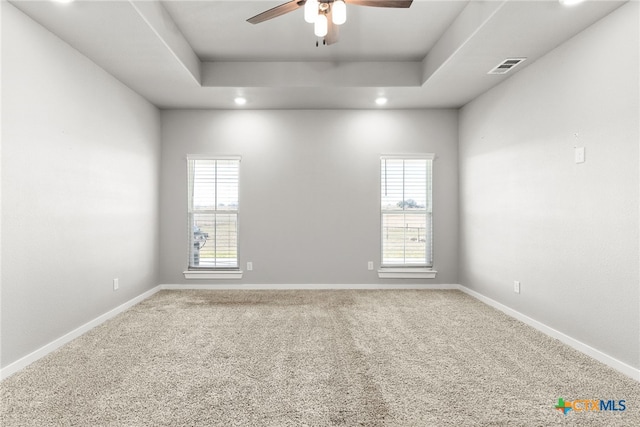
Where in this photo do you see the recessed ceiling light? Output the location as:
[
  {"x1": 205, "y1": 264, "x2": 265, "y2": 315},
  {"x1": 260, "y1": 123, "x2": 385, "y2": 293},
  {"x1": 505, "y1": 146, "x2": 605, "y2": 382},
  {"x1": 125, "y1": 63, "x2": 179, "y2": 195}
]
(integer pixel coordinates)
[
  {"x1": 234, "y1": 97, "x2": 247, "y2": 106},
  {"x1": 375, "y1": 97, "x2": 388, "y2": 106},
  {"x1": 52, "y1": 0, "x2": 75, "y2": 4},
  {"x1": 559, "y1": 0, "x2": 585, "y2": 6}
]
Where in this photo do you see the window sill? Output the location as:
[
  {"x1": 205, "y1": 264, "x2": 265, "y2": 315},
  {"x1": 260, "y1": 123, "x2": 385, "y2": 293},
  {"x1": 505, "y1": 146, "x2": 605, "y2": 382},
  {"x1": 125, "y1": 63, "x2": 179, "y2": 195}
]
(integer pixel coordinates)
[
  {"x1": 183, "y1": 270, "x2": 243, "y2": 280},
  {"x1": 377, "y1": 268, "x2": 437, "y2": 279}
]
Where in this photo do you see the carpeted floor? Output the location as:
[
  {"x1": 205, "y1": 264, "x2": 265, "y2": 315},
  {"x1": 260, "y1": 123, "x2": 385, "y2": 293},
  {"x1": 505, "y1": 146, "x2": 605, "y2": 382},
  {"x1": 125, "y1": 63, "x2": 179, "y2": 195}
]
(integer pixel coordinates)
[{"x1": 1, "y1": 289, "x2": 639, "y2": 426}]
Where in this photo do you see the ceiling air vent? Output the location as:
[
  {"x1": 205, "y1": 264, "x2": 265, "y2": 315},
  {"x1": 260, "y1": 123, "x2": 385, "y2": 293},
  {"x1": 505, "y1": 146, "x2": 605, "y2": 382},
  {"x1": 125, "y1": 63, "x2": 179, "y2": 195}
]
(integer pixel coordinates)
[{"x1": 488, "y1": 58, "x2": 527, "y2": 75}]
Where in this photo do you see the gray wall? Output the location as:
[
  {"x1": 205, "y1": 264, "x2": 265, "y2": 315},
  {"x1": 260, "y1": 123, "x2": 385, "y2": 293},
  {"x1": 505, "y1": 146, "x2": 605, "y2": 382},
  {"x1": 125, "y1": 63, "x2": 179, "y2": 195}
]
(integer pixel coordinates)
[
  {"x1": 160, "y1": 109, "x2": 458, "y2": 285},
  {"x1": 2, "y1": 0, "x2": 636, "y2": 375},
  {"x1": 458, "y1": 2, "x2": 639, "y2": 369},
  {"x1": 1, "y1": 3, "x2": 161, "y2": 368}
]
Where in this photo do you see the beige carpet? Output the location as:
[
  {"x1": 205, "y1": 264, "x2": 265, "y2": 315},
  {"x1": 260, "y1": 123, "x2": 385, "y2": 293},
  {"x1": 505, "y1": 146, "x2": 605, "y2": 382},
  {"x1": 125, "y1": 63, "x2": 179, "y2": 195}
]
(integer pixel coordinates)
[{"x1": 1, "y1": 289, "x2": 639, "y2": 426}]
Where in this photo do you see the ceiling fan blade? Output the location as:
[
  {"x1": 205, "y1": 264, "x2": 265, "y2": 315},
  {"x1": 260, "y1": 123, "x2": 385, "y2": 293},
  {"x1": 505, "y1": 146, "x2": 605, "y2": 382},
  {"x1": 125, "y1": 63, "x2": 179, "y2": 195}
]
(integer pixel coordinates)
[
  {"x1": 345, "y1": 0, "x2": 413, "y2": 8},
  {"x1": 247, "y1": 0, "x2": 305, "y2": 24},
  {"x1": 325, "y1": 10, "x2": 340, "y2": 45}
]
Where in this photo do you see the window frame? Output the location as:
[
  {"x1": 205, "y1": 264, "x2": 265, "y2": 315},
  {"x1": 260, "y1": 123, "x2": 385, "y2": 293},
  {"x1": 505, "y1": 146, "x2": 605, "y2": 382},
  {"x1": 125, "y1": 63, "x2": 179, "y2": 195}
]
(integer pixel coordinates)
[
  {"x1": 183, "y1": 155, "x2": 242, "y2": 280},
  {"x1": 379, "y1": 154, "x2": 437, "y2": 279}
]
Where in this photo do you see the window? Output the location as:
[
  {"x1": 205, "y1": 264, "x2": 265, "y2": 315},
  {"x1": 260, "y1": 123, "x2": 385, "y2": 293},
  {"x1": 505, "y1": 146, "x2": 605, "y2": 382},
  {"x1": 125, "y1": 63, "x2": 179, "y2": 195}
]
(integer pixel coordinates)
[
  {"x1": 380, "y1": 155, "x2": 433, "y2": 269},
  {"x1": 187, "y1": 156, "x2": 240, "y2": 272}
]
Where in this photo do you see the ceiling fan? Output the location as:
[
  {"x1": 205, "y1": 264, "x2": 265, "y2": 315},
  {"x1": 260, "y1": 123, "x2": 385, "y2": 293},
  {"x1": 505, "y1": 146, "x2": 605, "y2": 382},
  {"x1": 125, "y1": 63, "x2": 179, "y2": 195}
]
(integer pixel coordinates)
[{"x1": 247, "y1": 0, "x2": 413, "y2": 46}]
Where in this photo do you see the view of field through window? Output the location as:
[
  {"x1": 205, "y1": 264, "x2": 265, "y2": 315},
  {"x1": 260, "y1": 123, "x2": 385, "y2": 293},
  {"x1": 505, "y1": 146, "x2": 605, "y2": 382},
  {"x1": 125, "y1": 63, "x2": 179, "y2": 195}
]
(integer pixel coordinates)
[
  {"x1": 381, "y1": 157, "x2": 432, "y2": 266},
  {"x1": 188, "y1": 158, "x2": 239, "y2": 269}
]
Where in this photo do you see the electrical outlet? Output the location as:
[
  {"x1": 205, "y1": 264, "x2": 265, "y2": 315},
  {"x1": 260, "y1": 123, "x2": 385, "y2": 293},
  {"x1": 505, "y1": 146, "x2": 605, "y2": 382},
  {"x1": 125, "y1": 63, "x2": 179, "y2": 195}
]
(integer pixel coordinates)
[
  {"x1": 575, "y1": 146, "x2": 585, "y2": 163},
  {"x1": 367, "y1": 261, "x2": 374, "y2": 271},
  {"x1": 514, "y1": 281, "x2": 520, "y2": 294},
  {"x1": 247, "y1": 262, "x2": 253, "y2": 271},
  {"x1": 113, "y1": 278, "x2": 119, "y2": 291}
]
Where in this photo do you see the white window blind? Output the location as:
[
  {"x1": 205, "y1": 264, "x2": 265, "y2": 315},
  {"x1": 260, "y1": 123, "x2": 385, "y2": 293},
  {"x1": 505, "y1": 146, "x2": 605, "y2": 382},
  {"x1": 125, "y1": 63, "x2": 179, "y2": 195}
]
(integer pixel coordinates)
[
  {"x1": 381, "y1": 155, "x2": 433, "y2": 267},
  {"x1": 187, "y1": 156, "x2": 240, "y2": 269}
]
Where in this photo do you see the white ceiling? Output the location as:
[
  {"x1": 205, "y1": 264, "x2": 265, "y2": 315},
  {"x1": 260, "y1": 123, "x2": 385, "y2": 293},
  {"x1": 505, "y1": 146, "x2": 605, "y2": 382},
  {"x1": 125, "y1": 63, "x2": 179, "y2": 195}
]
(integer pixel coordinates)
[
  {"x1": 163, "y1": 1, "x2": 467, "y2": 62},
  {"x1": 8, "y1": 0, "x2": 628, "y2": 109}
]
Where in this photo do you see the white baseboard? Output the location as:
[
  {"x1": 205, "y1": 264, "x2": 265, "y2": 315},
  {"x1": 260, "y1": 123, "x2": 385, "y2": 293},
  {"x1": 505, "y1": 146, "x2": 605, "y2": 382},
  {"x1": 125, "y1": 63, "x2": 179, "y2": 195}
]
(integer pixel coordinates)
[
  {"x1": 3, "y1": 283, "x2": 637, "y2": 383},
  {"x1": 457, "y1": 285, "x2": 640, "y2": 382},
  {"x1": 0, "y1": 283, "x2": 457, "y2": 381},
  {"x1": 159, "y1": 283, "x2": 460, "y2": 290},
  {"x1": 0, "y1": 286, "x2": 162, "y2": 381}
]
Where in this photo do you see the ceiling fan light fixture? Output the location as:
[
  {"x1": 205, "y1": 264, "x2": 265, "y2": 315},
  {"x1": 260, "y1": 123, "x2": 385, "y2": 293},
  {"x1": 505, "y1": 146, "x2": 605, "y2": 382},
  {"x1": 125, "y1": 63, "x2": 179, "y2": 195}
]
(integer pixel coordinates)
[
  {"x1": 247, "y1": 0, "x2": 414, "y2": 44},
  {"x1": 332, "y1": 0, "x2": 347, "y2": 25},
  {"x1": 314, "y1": 13, "x2": 328, "y2": 37},
  {"x1": 304, "y1": 0, "x2": 319, "y2": 23}
]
